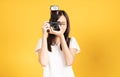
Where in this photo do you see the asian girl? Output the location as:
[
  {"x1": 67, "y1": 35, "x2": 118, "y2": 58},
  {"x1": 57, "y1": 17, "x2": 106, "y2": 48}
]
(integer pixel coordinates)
[{"x1": 35, "y1": 10, "x2": 80, "y2": 77}]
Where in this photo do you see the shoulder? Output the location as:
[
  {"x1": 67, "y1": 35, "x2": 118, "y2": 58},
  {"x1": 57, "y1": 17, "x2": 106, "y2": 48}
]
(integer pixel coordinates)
[
  {"x1": 70, "y1": 36, "x2": 75, "y2": 39},
  {"x1": 70, "y1": 36, "x2": 76, "y2": 41},
  {"x1": 36, "y1": 38, "x2": 42, "y2": 44},
  {"x1": 38, "y1": 38, "x2": 42, "y2": 41},
  {"x1": 69, "y1": 36, "x2": 79, "y2": 45}
]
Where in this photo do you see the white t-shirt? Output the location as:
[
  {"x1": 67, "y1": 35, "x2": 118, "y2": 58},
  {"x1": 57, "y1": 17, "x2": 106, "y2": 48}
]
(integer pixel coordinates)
[{"x1": 35, "y1": 37, "x2": 80, "y2": 77}]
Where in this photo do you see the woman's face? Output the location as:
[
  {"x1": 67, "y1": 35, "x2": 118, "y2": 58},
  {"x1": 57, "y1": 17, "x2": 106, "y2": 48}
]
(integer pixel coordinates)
[{"x1": 57, "y1": 15, "x2": 67, "y2": 33}]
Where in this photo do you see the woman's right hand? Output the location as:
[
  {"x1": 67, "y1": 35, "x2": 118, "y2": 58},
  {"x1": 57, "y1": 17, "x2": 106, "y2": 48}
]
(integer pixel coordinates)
[{"x1": 41, "y1": 21, "x2": 50, "y2": 38}]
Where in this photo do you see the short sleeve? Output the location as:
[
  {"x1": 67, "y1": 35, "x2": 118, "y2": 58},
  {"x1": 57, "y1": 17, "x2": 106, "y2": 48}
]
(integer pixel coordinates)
[
  {"x1": 35, "y1": 38, "x2": 42, "y2": 54},
  {"x1": 69, "y1": 37, "x2": 80, "y2": 54}
]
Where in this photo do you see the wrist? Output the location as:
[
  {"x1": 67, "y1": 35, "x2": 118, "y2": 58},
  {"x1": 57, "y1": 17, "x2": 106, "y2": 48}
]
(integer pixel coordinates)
[
  {"x1": 42, "y1": 33, "x2": 48, "y2": 39},
  {"x1": 59, "y1": 34, "x2": 64, "y2": 39}
]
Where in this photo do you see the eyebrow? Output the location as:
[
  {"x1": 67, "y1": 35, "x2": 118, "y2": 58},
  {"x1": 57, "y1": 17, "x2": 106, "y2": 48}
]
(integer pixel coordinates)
[{"x1": 58, "y1": 21, "x2": 65, "y2": 23}]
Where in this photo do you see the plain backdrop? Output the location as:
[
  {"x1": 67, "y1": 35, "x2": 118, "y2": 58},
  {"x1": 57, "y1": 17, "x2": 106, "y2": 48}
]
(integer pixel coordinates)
[{"x1": 0, "y1": 0, "x2": 120, "y2": 77}]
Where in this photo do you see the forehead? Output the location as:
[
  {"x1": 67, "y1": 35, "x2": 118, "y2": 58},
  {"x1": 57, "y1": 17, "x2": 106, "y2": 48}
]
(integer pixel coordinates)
[{"x1": 57, "y1": 15, "x2": 66, "y2": 22}]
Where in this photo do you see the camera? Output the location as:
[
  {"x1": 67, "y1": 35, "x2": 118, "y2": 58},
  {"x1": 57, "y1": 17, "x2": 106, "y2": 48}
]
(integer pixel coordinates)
[
  {"x1": 49, "y1": 5, "x2": 61, "y2": 31},
  {"x1": 49, "y1": 21, "x2": 61, "y2": 31}
]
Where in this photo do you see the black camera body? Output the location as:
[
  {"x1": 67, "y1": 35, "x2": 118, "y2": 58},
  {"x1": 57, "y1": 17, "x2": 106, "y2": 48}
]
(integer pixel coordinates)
[
  {"x1": 49, "y1": 21, "x2": 61, "y2": 31},
  {"x1": 49, "y1": 5, "x2": 61, "y2": 31}
]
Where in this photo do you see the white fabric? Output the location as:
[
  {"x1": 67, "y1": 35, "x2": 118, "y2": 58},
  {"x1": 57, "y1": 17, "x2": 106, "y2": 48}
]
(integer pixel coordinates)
[{"x1": 35, "y1": 37, "x2": 80, "y2": 77}]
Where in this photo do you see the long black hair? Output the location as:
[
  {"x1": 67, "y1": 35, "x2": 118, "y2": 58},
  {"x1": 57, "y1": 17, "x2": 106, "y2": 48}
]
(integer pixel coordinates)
[{"x1": 47, "y1": 10, "x2": 71, "y2": 52}]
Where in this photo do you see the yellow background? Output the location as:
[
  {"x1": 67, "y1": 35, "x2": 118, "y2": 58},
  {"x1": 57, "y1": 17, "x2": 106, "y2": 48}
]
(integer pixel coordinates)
[{"x1": 0, "y1": 0, "x2": 120, "y2": 77}]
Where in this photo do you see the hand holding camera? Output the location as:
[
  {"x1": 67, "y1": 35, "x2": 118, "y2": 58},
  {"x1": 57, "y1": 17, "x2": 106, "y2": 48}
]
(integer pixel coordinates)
[
  {"x1": 41, "y1": 21, "x2": 63, "y2": 38},
  {"x1": 49, "y1": 24, "x2": 64, "y2": 37},
  {"x1": 41, "y1": 21, "x2": 51, "y2": 38}
]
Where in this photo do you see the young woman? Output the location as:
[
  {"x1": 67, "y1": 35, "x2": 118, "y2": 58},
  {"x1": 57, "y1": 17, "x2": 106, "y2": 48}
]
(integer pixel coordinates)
[{"x1": 35, "y1": 10, "x2": 80, "y2": 77}]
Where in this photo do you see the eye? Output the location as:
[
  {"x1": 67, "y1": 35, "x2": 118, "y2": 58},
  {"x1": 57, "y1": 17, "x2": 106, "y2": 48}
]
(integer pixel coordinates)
[{"x1": 60, "y1": 22, "x2": 65, "y2": 25}]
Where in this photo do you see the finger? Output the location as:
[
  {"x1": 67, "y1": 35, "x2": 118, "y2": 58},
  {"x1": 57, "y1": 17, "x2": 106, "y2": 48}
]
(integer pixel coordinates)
[
  {"x1": 42, "y1": 23, "x2": 47, "y2": 28},
  {"x1": 49, "y1": 29, "x2": 53, "y2": 34},
  {"x1": 44, "y1": 24, "x2": 50, "y2": 29},
  {"x1": 50, "y1": 27, "x2": 55, "y2": 33},
  {"x1": 45, "y1": 23, "x2": 50, "y2": 27},
  {"x1": 49, "y1": 27, "x2": 55, "y2": 34},
  {"x1": 59, "y1": 25, "x2": 62, "y2": 30}
]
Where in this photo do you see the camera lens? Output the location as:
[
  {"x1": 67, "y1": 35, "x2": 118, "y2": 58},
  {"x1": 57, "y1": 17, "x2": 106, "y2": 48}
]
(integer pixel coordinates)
[{"x1": 49, "y1": 22, "x2": 60, "y2": 31}]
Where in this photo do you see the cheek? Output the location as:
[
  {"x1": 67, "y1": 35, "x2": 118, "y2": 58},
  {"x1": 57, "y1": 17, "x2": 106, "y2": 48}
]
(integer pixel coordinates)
[{"x1": 61, "y1": 25, "x2": 67, "y2": 32}]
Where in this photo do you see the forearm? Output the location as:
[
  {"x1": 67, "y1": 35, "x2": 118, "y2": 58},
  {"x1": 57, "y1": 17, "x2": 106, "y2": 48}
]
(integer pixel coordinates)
[
  {"x1": 60, "y1": 35, "x2": 74, "y2": 65},
  {"x1": 38, "y1": 35, "x2": 48, "y2": 66}
]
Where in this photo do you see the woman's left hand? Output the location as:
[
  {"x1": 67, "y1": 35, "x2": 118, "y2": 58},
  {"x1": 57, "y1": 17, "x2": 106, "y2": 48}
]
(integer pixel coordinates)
[{"x1": 49, "y1": 25, "x2": 64, "y2": 37}]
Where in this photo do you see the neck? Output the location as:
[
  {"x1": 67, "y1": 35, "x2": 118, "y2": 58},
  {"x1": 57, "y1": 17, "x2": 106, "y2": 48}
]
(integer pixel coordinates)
[{"x1": 55, "y1": 36, "x2": 60, "y2": 45}]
